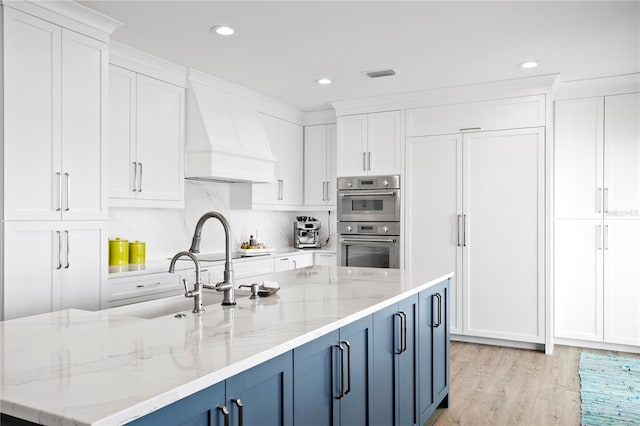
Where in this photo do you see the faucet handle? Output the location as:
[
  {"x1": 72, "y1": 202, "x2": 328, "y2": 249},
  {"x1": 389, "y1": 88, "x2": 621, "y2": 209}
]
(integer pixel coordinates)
[{"x1": 182, "y1": 278, "x2": 190, "y2": 296}]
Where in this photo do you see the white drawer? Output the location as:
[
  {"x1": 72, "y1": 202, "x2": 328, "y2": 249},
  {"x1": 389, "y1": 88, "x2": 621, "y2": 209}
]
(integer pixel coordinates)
[
  {"x1": 406, "y1": 94, "x2": 546, "y2": 137},
  {"x1": 233, "y1": 258, "x2": 274, "y2": 278},
  {"x1": 108, "y1": 272, "x2": 182, "y2": 302},
  {"x1": 292, "y1": 253, "x2": 313, "y2": 269},
  {"x1": 314, "y1": 252, "x2": 336, "y2": 266}
]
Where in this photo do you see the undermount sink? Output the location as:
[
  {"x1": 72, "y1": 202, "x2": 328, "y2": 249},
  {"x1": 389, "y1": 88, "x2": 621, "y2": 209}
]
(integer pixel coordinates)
[{"x1": 108, "y1": 290, "x2": 251, "y2": 319}]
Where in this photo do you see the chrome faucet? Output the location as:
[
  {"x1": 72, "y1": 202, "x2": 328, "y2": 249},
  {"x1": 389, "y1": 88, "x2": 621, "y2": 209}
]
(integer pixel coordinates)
[
  {"x1": 168, "y1": 251, "x2": 206, "y2": 314},
  {"x1": 189, "y1": 211, "x2": 236, "y2": 306}
]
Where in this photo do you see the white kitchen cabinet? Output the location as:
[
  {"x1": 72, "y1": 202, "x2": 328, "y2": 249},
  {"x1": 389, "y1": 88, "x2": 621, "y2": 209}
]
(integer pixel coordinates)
[
  {"x1": 406, "y1": 128, "x2": 545, "y2": 344},
  {"x1": 314, "y1": 252, "x2": 337, "y2": 266},
  {"x1": 3, "y1": 8, "x2": 107, "y2": 221},
  {"x1": 108, "y1": 64, "x2": 185, "y2": 207},
  {"x1": 304, "y1": 124, "x2": 337, "y2": 207},
  {"x1": 2, "y1": 221, "x2": 106, "y2": 320},
  {"x1": 405, "y1": 95, "x2": 545, "y2": 137},
  {"x1": 554, "y1": 93, "x2": 640, "y2": 349},
  {"x1": 274, "y1": 253, "x2": 314, "y2": 272},
  {"x1": 245, "y1": 114, "x2": 303, "y2": 208},
  {"x1": 336, "y1": 111, "x2": 401, "y2": 176},
  {"x1": 555, "y1": 94, "x2": 640, "y2": 219}
]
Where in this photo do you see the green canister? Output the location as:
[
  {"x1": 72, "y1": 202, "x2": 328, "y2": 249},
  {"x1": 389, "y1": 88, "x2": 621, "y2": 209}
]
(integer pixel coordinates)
[
  {"x1": 109, "y1": 237, "x2": 129, "y2": 266},
  {"x1": 129, "y1": 240, "x2": 146, "y2": 264}
]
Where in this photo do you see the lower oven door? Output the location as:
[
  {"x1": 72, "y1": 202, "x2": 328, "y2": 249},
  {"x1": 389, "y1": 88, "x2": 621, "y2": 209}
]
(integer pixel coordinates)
[{"x1": 338, "y1": 234, "x2": 400, "y2": 269}]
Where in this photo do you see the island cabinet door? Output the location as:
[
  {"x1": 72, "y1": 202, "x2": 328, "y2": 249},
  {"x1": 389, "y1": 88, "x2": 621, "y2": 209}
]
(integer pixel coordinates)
[
  {"x1": 371, "y1": 295, "x2": 419, "y2": 426},
  {"x1": 293, "y1": 330, "x2": 341, "y2": 425},
  {"x1": 126, "y1": 381, "x2": 225, "y2": 426},
  {"x1": 418, "y1": 280, "x2": 450, "y2": 426},
  {"x1": 225, "y1": 351, "x2": 294, "y2": 426},
  {"x1": 338, "y1": 315, "x2": 374, "y2": 426}
]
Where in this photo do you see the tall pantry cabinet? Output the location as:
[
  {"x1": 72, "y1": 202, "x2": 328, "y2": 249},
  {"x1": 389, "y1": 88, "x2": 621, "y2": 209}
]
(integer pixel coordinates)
[
  {"x1": 554, "y1": 93, "x2": 640, "y2": 347},
  {"x1": 405, "y1": 94, "x2": 547, "y2": 345},
  {"x1": 1, "y1": 3, "x2": 120, "y2": 320}
]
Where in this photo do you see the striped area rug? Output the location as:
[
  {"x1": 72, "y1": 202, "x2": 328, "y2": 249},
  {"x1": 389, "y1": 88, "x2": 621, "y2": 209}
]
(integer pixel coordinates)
[{"x1": 579, "y1": 352, "x2": 640, "y2": 425}]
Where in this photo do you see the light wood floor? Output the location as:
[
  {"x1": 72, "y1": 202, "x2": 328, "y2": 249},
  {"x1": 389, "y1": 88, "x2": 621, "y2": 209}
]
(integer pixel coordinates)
[{"x1": 426, "y1": 341, "x2": 640, "y2": 426}]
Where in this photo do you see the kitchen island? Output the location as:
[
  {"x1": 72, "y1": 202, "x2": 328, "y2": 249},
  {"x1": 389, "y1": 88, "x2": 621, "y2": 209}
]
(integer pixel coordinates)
[{"x1": 0, "y1": 266, "x2": 451, "y2": 426}]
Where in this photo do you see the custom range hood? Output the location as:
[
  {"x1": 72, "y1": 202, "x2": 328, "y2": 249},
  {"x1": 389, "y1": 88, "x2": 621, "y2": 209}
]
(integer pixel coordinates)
[{"x1": 185, "y1": 69, "x2": 276, "y2": 183}]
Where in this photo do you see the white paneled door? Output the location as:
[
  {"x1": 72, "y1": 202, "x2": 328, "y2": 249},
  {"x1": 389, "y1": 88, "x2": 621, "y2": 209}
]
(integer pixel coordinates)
[
  {"x1": 603, "y1": 220, "x2": 640, "y2": 346},
  {"x1": 554, "y1": 97, "x2": 604, "y2": 219},
  {"x1": 554, "y1": 219, "x2": 604, "y2": 341},
  {"x1": 136, "y1": 74, "x2": 185, "y2": 202},
  {"x1": 462, "y1": 128, "x2": 545, "y2": 342},
  {"x1": 337, "y1": 114, "x2": 368, "y2": 176},
  {"x1": 3, "y1": 8, "x2": 61, "y2": 220},
  {"x1": 406, "y1": 134, "x2": 462, "y2": 334},
  {"x1": 61, "y1": 29, "x2": 108, "y2": 220},
  {"x1": 604, "y1": 93, "x2": 640, "y2": 217}
]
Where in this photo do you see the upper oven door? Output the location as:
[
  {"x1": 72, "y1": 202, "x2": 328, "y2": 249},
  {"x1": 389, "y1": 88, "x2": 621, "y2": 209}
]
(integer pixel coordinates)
[{"x1": 337, "y1": 189, "x2": 400, "y2": 222}]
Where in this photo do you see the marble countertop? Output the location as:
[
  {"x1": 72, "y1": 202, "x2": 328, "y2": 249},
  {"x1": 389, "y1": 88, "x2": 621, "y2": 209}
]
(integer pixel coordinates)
[
  {"x1": 1, "y1": 266, "x2": 452, "y2": 426},
  {"x1": 108, "y1": 247, "x2": 337, "y2": 278}
]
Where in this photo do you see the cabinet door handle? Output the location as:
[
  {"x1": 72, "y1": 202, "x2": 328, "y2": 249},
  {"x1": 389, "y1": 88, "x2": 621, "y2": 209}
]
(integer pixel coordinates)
[
  {"x1": 336, "y1": 343, "x2": 345, "y2": 399},
  {"x1": 326, "y1": 181, "x2": 331, "y2": 202},
  {"x1": 457, "y1": 215, "x2": 462, "y2": 247},
  {"x1": 56, "y1": 172, "x2": 63, "y2": 211},
  {"x1": 401, "y1": 312, "x2": 407, "y2": 353},
  {"x1": 56, "y1": 231, "x2": 62, "y2": 270},
  {"x1": 137, "y1": 163, "x2": 143, "y2": 192},
  {"x1": 231, "y1": 398, "x2": 243, "y2": 426},
  {"x1": 132, "y1": 162, "x2": 138, "y2": 192},
  {"x1": 64, "y1": 173, "x2": 70, "y2": 211},
  {"x1": 435, "y1": 293, "x2": 443, "y2": 328},
  {"x1": 64, "y1": 230, "x2": 70, "y2": 269},
  {"x1": 342, "y1": 340, "x2": 351, "y2": 395},
  {"x1": 604, "y1": 225, "x2": 609, "y2": 250},
  {"x1": 463, "y1": 214, "x2": 468, "y2": 247},
  {"x1": 217, "y1": 406, "x2": 230, "y2": 426},
  {"x1": 596, "y1": 188, "x2": 602, "y2": 213},
  {"x1": 292, "y1": 260, "x2": 297, "y2": 269},
  {"x1": 596, "y1": 225, "x2": 602, "y2": 250},
  {"x1": 394, "y1": 313, "x2": 403, "y2": 354},
  {"x1": 362, "y1": 152, "x2": 367, "y2": 171},
  {"x1": 367, "y1": 151, "x2": 371, "y2": 171},
  {"x1": 604, "y1": 188, "x2": 609, "y2": 213}
]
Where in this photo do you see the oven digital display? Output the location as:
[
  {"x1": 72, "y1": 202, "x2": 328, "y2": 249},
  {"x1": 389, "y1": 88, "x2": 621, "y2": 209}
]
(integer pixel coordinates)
[
  {"x1": 359, "y1": 179, "x2": 375, "y2": 186},
  {"x1": 360, "y1": 226, "x2": 374, "y2": 231},
  {"x1": 351, "y1": 199, "x2": 383, "y2": 211}
]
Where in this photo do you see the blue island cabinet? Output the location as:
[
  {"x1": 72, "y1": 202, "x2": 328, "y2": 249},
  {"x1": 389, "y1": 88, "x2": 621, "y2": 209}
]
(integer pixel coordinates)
[
  {"x1": 371, "y1": 294, "x2": 419, "y2": 426},
  {"x1": 292, "y1": 315, "x2": 373, "y2": 426},
  {"x1": 418, "y1": 279, "x2": 450, "y2": 425},
  {"x1": 128, "y1": 351, "x2": 293, "y2": 426}
]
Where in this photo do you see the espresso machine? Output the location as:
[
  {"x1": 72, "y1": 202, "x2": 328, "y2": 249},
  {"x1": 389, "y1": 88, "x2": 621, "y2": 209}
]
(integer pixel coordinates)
[{"x1": 294, "y1": 216, "x2": 321, "y2": 249}]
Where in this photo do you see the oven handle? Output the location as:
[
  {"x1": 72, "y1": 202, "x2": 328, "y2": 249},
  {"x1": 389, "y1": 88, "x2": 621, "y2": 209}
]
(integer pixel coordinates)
[
  {"x1": 338, "y1": 191, "x2": 397, "y2": 197},
  {"x1": 340, "y1": 238, "x2": 397, "y2": 244}
]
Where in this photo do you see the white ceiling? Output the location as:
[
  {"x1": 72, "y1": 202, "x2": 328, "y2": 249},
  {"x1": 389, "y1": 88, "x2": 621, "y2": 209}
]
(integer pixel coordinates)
[{"x1": 81, "y1": 1, "x2": 640, "y2": 112}]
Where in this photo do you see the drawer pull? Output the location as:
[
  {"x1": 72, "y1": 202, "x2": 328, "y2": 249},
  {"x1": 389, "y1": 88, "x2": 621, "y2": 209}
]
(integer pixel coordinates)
[{"x1": 136, "y1": 282, "x2": 161, "y2": 288}]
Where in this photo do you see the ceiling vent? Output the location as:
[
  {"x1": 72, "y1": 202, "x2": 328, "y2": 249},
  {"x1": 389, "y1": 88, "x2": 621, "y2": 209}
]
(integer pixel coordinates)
[{"x1": 364, "y1": 69, "x2": 397, "y2": 79}]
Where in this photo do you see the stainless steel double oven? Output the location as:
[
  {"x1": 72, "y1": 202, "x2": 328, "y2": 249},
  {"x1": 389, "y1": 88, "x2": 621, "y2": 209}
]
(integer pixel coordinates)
[{"x1": 337, "y1": 175, "x2": 400, "y2": 269}]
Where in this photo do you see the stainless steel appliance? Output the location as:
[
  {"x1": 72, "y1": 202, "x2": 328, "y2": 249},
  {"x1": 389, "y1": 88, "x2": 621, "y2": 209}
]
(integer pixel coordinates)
[
  {"x1": 338, "y1": 221, "x2": 400, "y2": 268},
  {"x1": 294, "y1": 216, "x2": 321, "y2": 249},
  {"x1": 337, "y1": 175, "x2": 401, "y2": 268},
  {"x1": 337, "y1": 175, "x2": 400, "y2": 222}
]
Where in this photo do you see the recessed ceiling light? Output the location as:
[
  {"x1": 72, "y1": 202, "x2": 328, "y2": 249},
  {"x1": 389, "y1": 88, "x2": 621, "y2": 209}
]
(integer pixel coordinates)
[
  {"x1": 210, "y1": 25, "x2": 234, "y2": 36},
  {"x1": 519, "y1": 61, "x2": 539, "y2": 69},
  {"x1": 316, "y1": 78, "x2": 332, "y2": 85}
]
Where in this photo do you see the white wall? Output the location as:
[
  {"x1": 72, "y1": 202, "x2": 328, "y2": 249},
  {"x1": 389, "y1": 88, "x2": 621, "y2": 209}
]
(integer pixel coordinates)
[{"x1": 108, "y1": 181, "x2": 336, "y2": 260}]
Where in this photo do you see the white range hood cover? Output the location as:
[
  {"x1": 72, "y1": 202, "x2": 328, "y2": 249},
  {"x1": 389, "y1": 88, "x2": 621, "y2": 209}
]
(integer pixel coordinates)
[{"x1": 185, "y1": 71, "x2": 276, "y2": 183}]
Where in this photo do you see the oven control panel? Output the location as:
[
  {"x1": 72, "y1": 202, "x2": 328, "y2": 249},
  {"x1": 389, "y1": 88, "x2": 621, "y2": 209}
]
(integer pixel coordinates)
[
  {"x1": 339, "y1": 221, "x2": 400, "y2": 235},
  {"x1": 337, "y1": 175, "x2": 400, "y2": 190}
]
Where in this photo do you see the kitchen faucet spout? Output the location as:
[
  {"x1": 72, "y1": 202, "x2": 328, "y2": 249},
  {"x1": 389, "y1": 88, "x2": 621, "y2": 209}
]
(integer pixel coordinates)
[
  {"x1": 168, "y1": 251, "x2": 205, "y2": 314},
  {"x1": 189, "y1": 211, "x2": 236, "y2": 306}
]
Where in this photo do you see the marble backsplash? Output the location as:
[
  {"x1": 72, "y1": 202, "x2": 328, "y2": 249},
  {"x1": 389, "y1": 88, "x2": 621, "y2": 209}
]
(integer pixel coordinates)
[{"x1": 108, "y1": 181, "x2": 336, "y2": 260}]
